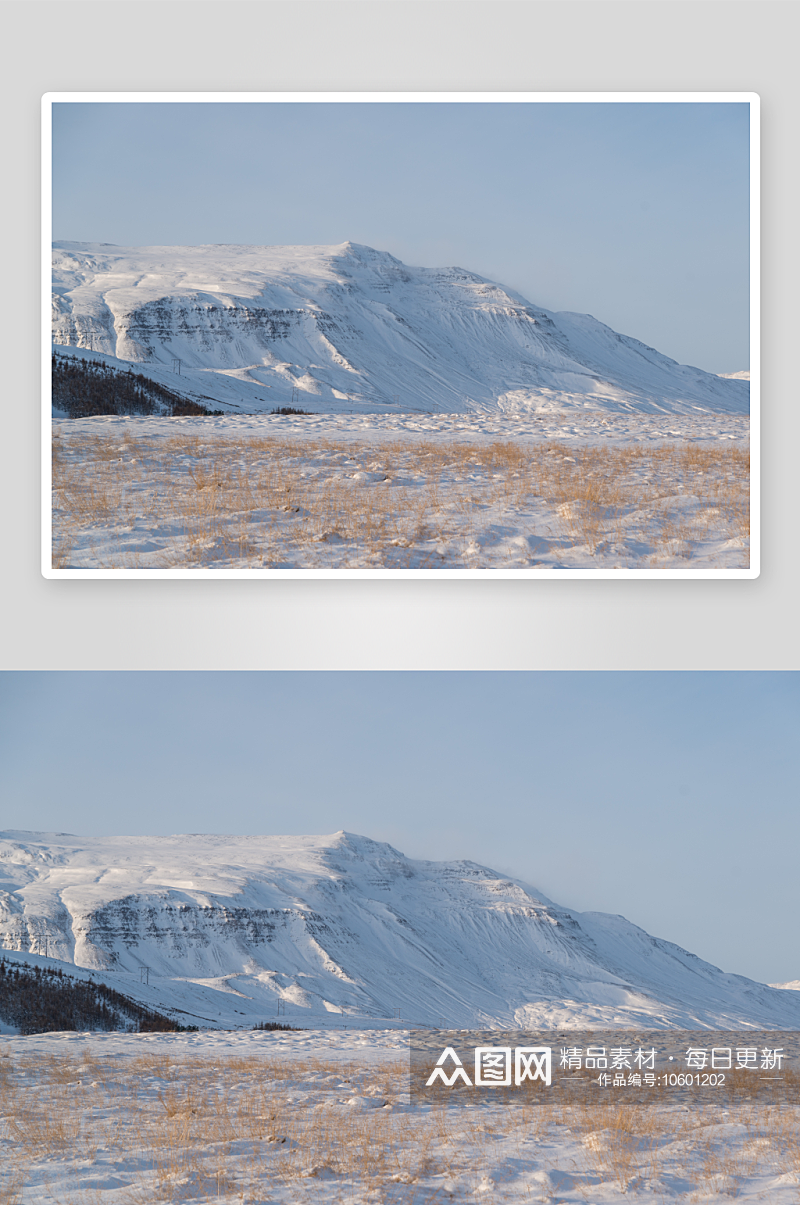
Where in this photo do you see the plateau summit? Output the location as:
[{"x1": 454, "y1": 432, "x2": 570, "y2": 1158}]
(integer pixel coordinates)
[{"x1": 52, "y1": 242, "x2": 749, "y2": 418}]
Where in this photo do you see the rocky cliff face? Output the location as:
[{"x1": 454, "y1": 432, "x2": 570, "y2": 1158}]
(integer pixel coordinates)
[{"x1": 51, "y1": 241, "x2": 750, "y2": 416}]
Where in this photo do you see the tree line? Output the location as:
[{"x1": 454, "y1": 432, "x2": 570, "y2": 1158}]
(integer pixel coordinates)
[
  {"x1": 52, "y1": 354, "x2": 225, "y2": 418},
  {"x1": 0, "y1": 958, "x2": 197, "y2": 1034}
]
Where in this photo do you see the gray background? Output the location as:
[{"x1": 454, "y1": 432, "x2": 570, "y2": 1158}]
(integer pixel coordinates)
[{"x1": 3, "y1": 1, "x2": 797, "y2": 669}]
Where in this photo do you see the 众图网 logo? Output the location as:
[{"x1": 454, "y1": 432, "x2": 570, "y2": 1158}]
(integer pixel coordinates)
[
  {"x1": 411, "y1": 1031, "x2": 799, "y2": 1107},
  {"x1": 426, "y1": 1046, "x2": 552, "y2": 1087}
]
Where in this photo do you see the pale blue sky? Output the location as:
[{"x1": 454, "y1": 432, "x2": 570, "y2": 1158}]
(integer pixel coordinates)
[
  {"x1": 2, "y1": 671, "x2": 794, "y2": 984},
  {"x1": 51, "y1": 100, "x2": 751, "y2": 374}
]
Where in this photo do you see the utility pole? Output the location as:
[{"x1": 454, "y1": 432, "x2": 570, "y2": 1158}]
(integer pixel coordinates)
[
  {"x1": 140, "y1": 966, "x2": 150, "y2": 986},
  {"x1": 172, "y1": 358, "x2": 182, "y2": 376}
]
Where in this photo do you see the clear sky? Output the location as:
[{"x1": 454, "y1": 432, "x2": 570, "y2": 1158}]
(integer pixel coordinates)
[
  {"x1": 51, "y1": 99, "x2": 751, "y2": 375},
  {"x1": 2, "y1": 670, "x2": 794, "y2": 985}
]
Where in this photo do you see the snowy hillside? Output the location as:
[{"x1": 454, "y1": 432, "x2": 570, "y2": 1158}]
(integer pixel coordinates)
[
  {"x1": 0, "y1": 831, "x2": 794, "y2": 1030},
  {"x1": 52, "y1": 242, "x2": 749, "y2": 417}
]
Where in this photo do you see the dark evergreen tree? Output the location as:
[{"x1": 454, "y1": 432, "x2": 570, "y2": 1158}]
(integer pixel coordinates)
[
  {"x1": 52, "y1": 354, "x2": 226, "y2": 418},
  {"x1": 0, "y1": 957, "x2": 197, "y2": 1034}
]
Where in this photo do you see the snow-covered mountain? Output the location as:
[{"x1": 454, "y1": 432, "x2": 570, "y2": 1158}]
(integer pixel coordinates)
[
  {"x1": 52, "y1": 242, "x2": 749, "y2": 418},
  {"x1": 0, "y1": 830, "x2": 794, "y2": 1031}
]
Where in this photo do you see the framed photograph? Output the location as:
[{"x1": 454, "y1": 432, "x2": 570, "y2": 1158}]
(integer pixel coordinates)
[{"x1": 43, "y1": 92, "x2": 758, "y2": 578}]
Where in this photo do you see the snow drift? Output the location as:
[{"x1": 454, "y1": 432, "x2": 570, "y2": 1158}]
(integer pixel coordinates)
[
  {"x1": 0, "y1": 830, "x2": 794, "y2": 1031},
  {"x1": 52, "y1": 241, "x2": 749, "y2": 418}
]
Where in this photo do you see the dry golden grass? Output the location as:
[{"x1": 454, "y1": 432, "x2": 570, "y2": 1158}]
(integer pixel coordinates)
[
  {"x1": 51, "y1": 431, "x2": 750, "y2": 569},
  {"x1": 1, "y1": 1052, "x2": 798, "y2": 1203}
]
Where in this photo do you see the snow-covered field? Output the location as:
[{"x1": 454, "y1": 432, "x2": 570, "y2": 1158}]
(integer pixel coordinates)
[
  {"x1": 50, "y1": 412, "x2": 750, "y2": 572},
  {"x1": 2, "y1": 1027, "x2": 799, "y2": 1205}
]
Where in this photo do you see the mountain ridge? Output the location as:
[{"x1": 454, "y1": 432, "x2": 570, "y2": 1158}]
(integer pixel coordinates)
[
  {"x1": 51, "y1": 241, "x2": 749, "y2": 418},
  {"x1": 0, "y1": 830, "x2": 794, "y2": 1031}
]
